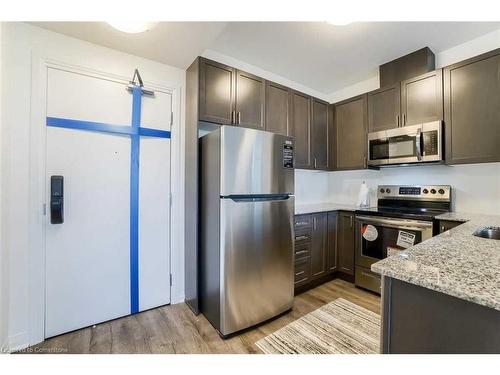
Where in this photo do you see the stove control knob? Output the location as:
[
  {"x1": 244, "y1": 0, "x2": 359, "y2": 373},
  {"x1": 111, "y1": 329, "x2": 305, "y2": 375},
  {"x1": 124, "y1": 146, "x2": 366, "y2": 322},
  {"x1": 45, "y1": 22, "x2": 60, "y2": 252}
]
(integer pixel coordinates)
[
  {"x1": 430, "y1": 189, "x2": 437, "y2": 194},
  {"x1": 438, "y1": 189, "x2": 445, "y2": 195},
  {"x1": 379, "y1": 188, "x2": 385, "y2": 193},
  {"x1": 422, "y1": 188, "x2": 429, "y2": 194},
  {"x1": 386, "y1": 188, "x2": 391, "y2": 193}
]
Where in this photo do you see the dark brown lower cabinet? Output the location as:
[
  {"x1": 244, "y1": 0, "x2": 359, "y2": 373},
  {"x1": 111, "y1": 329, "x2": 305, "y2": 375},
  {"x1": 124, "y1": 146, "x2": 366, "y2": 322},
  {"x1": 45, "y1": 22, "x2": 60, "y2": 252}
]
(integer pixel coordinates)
[
  {"x1": 438, "y1": 220, "x2": 462, "y2": 234},
  {"x1": 310, "y1": 213, "x2": 328, "y2": 279},
  {"x1": 294, "y1": 211, "x2": 344, "y2": 292},
  {"x1": 337, "y1": 211, "x2": 355, "y2": 275},
  {"x1": 327, "y1": 212, "x2": 338, "y2": 272}
]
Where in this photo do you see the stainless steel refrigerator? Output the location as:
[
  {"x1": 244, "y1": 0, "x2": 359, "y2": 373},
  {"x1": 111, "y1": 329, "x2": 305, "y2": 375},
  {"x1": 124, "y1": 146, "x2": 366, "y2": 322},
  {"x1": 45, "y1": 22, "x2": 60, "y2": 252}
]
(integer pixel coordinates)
[{"x1": 199, "y1": 126, "x2": 295, "y2": 337}]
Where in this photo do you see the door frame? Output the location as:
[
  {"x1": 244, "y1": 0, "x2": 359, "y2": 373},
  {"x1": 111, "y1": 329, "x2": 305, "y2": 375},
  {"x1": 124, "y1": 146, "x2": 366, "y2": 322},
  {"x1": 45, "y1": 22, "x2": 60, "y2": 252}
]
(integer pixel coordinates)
[{"x1": 28, "y1": 53, "x2": 183, "y2": 345}]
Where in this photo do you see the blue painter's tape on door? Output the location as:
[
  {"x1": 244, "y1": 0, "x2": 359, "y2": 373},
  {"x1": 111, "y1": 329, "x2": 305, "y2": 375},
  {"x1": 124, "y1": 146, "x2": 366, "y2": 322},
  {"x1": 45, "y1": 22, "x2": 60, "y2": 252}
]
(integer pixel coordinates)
[{"x1": 47, "y1": 84, "x2": 171, "y2": 316}]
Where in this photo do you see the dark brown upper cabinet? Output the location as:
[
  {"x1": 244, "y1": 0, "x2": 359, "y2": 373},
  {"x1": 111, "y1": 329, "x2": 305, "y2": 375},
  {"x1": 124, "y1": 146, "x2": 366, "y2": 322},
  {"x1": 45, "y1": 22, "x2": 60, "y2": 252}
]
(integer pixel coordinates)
[
  {"x1": 311, "y1": 98, "x2": 329, "y2": 170},
  {"x1": 333, "y1": 94, "x2": 368, "y2": 170},
  {"x1": 401, "y1": 69, "x2": 443, "y2": 126},
  {"x1": 311, "y1": 213, "x2": 328, "y2": 279},
  {"x1": 367, "y1": 83, "x2": 401, "y2": 132},
  {"x1": 337, "y1": 211, "x2": 355, "y2": 276},
  {"x1": 444, "y1": 49, "x2": 500, "y2": 165},
  {"x1": 290, "y1": 91, "x2": 312, "y2": 169},
  {"x1": 265, "y1": 81, "x2": 290, "y2": 136},
  {"x1": 198, "y1": 58, "x2": 265, "y2": 129},
  {"x1": 235, "y1": 70, "x2": 266, "y2": 130},
  {"x1": 199, "y1": 58, "x2": 235, "y2": 125},
  {"x1": 327, "y1": 212, "x2": 338, "y2": 273},
  {"x1": 328, "y1": 105, "x2": 336, "y2": 170}
]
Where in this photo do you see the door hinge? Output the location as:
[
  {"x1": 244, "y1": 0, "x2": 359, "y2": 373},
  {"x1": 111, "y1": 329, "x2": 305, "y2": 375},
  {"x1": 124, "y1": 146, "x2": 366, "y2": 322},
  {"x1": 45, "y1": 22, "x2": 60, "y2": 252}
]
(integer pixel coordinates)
[
  {"x1": 169, "y1": 274, "x2": 173, "y2": 286},
  {"x1": 170, "y1": 112, "x2": 173, "y2": 126},
  {"x1": 42, "y1": 203, "x2": 47, "y2": 216}
]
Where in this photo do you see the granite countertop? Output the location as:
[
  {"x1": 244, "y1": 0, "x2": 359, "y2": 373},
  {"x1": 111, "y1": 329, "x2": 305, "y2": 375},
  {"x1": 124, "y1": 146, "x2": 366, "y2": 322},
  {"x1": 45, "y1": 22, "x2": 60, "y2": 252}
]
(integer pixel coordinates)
[
  {"x1": 372, "y1": 212, "x2": 500, "y2": 311},
  {"x1": 295, "y1": 202, "x2": 359, "y2": 215}
]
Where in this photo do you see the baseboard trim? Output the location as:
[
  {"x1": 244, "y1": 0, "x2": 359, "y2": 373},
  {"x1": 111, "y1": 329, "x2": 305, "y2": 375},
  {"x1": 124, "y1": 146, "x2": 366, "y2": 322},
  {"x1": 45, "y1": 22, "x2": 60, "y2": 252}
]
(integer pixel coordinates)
[{"x1": 8, "y1": 331, "x2": 29, "y2": 352}]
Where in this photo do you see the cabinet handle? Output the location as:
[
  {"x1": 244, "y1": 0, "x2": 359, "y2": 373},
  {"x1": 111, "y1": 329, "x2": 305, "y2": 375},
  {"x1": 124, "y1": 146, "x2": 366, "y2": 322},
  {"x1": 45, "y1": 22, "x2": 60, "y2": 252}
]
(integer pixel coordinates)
[
  {"x1": 295, "y1": 250, "x2": 309, "y2": 256},
  {"x1": 363, "y1": 156, "x2": 367, "y2": 169},
  {"x1": 295, "y1": 271, "x2": 305, "y2": 277},
  {"x1": 295, "y1": 221, "x2": 309, "y2": 226},
  {"x1": 397, "y1": 115, "x2": 400, "y2": 127},
  {"x1": 403, "y1": 113, "x2": 406, "y2": 126},
  {"x1": 314, "y1": 157, "x2": 317, "y2": 168},
  {"x1": 295, "y1": 235, "x2": 309, "y2": 241},
  {"x1": 231, "y1": 110, "x2": 236, "y2": 124},
  {"x1": 441, "y1": 226, "x2": 446, "y2": 232},
  {"x1": 350, "y1": 215, "x2": 353, "y2": 229},
  {"x1": 341, "y1": 266, "x2": 351, "y2": 272},
  {"x1": 237, "y1": 111, "x2": 241, "y2": 124},
  {"x1": 313, "y1": 217, "x2": 317, "y2": 230}
]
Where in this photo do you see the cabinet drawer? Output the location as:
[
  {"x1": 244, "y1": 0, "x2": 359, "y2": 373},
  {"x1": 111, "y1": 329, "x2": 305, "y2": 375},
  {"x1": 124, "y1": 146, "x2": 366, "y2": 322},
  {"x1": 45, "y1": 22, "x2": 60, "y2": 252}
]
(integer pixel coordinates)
[
  {"x1": 294, "y1": 242, "x2": 311, "y2": 259},
  {"x1": 294, "y1": 232, "x2": 311, "y2": 246},
  {"x1": 355, "y1": 267, "x2": 381, "y2": 294},
  {"x1": 294, "y1": 215, "x2": 312, "y2": 231},
  {"x1": 294, "y1": 257, "x2": 311, "y2": 286}
]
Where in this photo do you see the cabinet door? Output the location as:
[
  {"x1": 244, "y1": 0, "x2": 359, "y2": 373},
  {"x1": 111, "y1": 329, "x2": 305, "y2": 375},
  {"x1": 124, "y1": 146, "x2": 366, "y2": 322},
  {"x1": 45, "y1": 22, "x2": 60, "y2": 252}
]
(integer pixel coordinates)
[
  {"x1": 199, "y1": 58, "x2": 235, "y2": 125},
  {"x1": 367, "y1": 83, "x2": 401, "y2": 132},
  {"x1": 338, "y1": 212, "x2": 355, "y2": 275},
  {"x1": 310, "y1": 213, "x2": 328, "y2": 279},
  {"x1": 290, "y1": 91, "x2": 312, "y2": 169},
  {"x1": 328, "y1": 104, "x2": 336, "y2": 170},
  {"x1": 265, "y1": 81, "x2": 290, "y2": 135},
  {"x1": 439, "y1": 220, "x2": 461, "y2": 234},
  {"x1": 444, "y1": 49, "x2": 500, "y2": 164},
  {"x1": 334, "y1": 95, "x2": 367, "y2": 170},
  {"x1": 327, "y1": 212, "x2": 338, "y2": 273},
  {"x1": 401, "y1": 69, "x2": 443, "y2": 126},
  {"x1": 311, "y1": 99, "x2": 329, "y2": 170},
  {"x1": 235, "y1": 70, "x2": 266, "y2": 130}
]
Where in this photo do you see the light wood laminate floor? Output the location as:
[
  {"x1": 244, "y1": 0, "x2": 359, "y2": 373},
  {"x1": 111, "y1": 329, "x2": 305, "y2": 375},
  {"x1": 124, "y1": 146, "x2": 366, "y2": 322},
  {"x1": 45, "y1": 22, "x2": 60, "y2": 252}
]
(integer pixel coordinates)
[{"x1": 31, "y1": 279, "x2": 380, "y2": 354}]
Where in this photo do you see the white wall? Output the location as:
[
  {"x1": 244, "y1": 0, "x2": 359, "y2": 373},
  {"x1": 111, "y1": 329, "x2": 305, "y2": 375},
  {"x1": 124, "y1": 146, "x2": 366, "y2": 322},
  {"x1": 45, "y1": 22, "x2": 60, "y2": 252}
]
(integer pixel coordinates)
[
  {"x1": 1, "y1": 22, "x2": 186, "y2": 351},
  {"x1": 0, "y1": 21, "x2": 10, "y2": 353},
  {"x1": 296, "y1": 163, "x2": 500, "y2": 215},
  {"x1": 296, "y1": 28, "x2": 500, "y2": 215}
]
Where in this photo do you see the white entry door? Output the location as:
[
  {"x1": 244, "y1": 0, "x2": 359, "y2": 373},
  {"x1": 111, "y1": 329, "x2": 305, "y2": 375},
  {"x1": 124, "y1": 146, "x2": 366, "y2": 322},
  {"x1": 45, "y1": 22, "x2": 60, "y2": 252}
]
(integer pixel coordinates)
[{"x1": 44, "y1": 67, "x2": 172, "y2": 338}]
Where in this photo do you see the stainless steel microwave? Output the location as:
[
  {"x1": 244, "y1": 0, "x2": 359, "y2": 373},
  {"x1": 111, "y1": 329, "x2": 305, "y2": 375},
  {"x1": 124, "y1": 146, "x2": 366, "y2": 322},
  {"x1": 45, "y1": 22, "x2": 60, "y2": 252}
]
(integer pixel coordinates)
[{"x1": 367, "y1": 121, "x2": 443, "y2": 167}]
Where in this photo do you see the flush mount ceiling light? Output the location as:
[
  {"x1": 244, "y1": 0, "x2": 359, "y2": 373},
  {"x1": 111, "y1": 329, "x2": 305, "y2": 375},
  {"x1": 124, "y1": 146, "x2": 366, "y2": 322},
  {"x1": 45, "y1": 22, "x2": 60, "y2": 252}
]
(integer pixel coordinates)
[{"x1": 107, "y1": 21, "x2": 158, "y2": 34}]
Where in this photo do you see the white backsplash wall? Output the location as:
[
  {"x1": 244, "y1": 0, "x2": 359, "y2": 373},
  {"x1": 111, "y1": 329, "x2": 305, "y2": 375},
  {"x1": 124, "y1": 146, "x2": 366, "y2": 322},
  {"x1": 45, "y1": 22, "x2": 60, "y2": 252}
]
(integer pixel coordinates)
[{"x1": 295, "y1": 163, "x2": 500, "y2": 215}]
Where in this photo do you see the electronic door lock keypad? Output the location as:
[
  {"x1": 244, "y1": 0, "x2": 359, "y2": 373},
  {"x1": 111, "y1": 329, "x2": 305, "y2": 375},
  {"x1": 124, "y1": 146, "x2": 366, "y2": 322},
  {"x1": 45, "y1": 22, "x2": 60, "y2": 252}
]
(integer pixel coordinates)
[{"x1": 50, "y1": 175, "x2": 64, "y2": 224}]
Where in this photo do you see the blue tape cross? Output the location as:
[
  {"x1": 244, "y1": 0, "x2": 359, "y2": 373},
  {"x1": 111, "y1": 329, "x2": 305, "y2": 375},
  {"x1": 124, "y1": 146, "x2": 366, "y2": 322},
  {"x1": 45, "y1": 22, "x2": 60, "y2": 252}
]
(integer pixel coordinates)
[{"x1": 46, "y1": 85, "x2": 171, "y2": 314}]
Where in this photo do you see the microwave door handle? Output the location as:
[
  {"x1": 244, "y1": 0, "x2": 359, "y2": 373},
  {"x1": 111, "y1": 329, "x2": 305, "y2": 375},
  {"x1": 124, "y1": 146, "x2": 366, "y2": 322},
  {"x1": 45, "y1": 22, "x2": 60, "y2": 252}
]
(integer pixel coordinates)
[{"x1": 415, "y1": 128, "x2": 422, "y2": 160}]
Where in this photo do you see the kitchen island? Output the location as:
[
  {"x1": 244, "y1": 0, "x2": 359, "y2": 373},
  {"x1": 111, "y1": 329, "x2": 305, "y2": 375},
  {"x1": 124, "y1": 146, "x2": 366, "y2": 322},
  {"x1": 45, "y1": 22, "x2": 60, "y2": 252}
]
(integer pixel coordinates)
[{"x1": 372, "y1": 212, "x2": 500, "y2": 353}]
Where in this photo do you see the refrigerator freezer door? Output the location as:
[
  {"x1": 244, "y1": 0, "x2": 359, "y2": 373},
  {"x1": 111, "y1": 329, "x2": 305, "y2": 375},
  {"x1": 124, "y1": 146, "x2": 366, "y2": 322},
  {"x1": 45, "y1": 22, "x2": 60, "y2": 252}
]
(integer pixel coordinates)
[
  {"x1": 220, "y1": 195, "x2": 295, "y2": 335},
  {"x1": 220, "y1": 126, "x2": 294, "y2": 196}
]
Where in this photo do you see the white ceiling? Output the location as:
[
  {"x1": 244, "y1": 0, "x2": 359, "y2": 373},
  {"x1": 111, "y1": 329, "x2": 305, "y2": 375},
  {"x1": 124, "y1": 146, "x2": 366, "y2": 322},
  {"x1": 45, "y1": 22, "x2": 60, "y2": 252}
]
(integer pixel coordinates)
[
  {"x1": 32, "y1": 21, "x2": 500, "y2": 94},
  {"x1": 31, "y1": 22, "x2": 228, "y2": 69}
]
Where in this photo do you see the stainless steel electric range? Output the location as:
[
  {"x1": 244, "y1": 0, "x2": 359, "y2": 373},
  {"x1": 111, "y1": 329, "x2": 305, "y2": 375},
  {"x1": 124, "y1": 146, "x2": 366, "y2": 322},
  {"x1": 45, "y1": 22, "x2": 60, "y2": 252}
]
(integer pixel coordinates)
[{"x1": 354, "y1": 184, "x2": 452, "y2": 294}]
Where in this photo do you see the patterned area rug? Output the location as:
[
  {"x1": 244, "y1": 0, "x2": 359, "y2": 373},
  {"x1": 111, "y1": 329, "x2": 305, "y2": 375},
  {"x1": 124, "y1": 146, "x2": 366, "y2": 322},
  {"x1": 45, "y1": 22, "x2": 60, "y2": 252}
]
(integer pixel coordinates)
[{"x1": 256, "y1": 298, "x2": 380, "y2": 354}]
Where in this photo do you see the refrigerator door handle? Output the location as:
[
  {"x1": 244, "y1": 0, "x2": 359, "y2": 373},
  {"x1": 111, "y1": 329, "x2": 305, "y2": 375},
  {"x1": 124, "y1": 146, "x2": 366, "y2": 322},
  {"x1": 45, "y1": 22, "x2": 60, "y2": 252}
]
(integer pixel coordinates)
[{"x1": 223, "y1": 194, "x2": 291, "y2": 202}]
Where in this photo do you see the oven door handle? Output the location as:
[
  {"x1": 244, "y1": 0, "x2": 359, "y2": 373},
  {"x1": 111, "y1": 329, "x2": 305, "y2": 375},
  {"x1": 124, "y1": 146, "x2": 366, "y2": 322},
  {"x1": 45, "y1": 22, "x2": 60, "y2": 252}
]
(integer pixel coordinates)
[{"x1": 356, "y1": 215, "x2": 433, "y2": 230}]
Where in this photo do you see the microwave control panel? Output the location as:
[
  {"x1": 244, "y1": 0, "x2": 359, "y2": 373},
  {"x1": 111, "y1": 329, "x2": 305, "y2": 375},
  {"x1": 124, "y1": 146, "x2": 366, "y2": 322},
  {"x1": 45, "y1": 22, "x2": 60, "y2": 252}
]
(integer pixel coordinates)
[{"x1": 422, "y1": 130, "x2": 438, "y2": 155}]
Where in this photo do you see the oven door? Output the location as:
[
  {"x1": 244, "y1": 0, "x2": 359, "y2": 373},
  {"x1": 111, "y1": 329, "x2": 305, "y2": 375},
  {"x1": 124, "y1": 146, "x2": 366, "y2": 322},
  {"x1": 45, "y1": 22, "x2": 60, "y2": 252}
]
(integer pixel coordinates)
[{"x1": 355, "y1": 215, "x2": 433, "y2": 269}]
